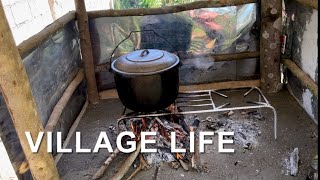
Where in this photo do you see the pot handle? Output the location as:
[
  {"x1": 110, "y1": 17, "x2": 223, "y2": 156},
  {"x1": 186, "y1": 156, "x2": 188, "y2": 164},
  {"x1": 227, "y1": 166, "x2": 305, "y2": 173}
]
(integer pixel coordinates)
[
  {"x1": 109, "y1": 30, "x2": 180, "y2": 72},
  {"x1": 140, "y1": 49, "x2": 150, "y2": 57}
]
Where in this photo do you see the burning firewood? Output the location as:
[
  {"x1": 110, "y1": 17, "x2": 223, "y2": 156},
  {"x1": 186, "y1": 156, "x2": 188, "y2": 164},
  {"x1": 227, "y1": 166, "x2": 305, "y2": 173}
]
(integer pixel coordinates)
[
  {"x1": 176, "y1": 153, "x2": 189, "y2": 171},
  {"x1": 114, "y1": 107, "x2": 205, "y2": 175},
  {"x1": 189, "y1": 117, "x2": 202, "y2": 172}
]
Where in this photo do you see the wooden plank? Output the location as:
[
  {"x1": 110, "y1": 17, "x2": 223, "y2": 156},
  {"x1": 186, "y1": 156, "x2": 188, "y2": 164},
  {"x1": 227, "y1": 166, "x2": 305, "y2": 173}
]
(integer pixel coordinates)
[
  {"x1": 75, "y1": 0, "x2": 100, "y2": 104},
  {"x1": 87, "y1": 0, "x2": 257, "y2": 18},
  {"x1": 260, "y1": 0, "x2": 282, "y2": 93},
  {"x1": 282, "y1": 59, "x2": 318, "y2": 97},
  {"x1": 17, "y1": 11, "x2": 76, "y2": 58},
  {"x1": 0, "y1": 2, "x2": 59, "y2": 179},
  {"x1": 45, "y1": 69, "x2": 84, "y2": 132},
  {"x1": 99, "y1": 80, "x2": 260, "y2": 99},
  {"x1": 295, "y1": 0, "x2": 318, "y2": 9}
]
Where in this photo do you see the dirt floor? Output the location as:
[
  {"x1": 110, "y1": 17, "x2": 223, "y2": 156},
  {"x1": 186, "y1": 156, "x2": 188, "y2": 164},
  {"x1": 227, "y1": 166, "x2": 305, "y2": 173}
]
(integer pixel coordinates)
[{"x1": 57, "y1": 88, "x2": 318, "y2": 180}]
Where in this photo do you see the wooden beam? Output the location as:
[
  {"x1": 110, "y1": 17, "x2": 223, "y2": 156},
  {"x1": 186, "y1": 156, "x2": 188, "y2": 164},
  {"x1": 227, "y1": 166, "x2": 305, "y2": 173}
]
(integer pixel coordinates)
[
  {"x1": 0, "y1": 2, "x2": 59, "y2": 179},
  {"x1": 295, "y1": 0, "x2": 318, "y2": 9},
  {"x1": 45, "y1": 69, "x2": 84, "y2": 132},
  {"x1": 87, "y1": 0, "x2": 257, "y2": 18},
  {"x1": 179, "y1": 51, "x2": 260, "y2": 61},
  {"x1": 180, "y1": 80, "x2": 260, "y2": 91},
  {"x1": 260, "y1": 0, "x2": 282, "y2": 93},
  {"x1": 99, "y1": 80, "x2": 260, "y2": 99},
  {"x1": 17, "y1": 11, "x2": 76, "y2": 58},
  {"x1": 75, "y1": 0, "x2": 100, "y2": 104},
  {"x1": 95, "y1": 51, "x2": 260, "y2": 72},
  {"x1": 282, "y1": 59, "x2": 318, "y2": 97}
]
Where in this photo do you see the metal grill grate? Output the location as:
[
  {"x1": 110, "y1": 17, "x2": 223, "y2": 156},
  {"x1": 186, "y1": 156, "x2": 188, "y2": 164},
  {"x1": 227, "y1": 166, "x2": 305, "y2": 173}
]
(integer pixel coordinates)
[{"x1": 117, "y1": 87, "x2": 278, "y2": 139}]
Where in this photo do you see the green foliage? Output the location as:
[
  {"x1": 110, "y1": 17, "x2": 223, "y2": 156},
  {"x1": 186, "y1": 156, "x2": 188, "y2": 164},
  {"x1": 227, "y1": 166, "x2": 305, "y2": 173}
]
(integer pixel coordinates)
[
  {"x1": 140, "y1": 0, "x2": 163, "y2": 8},
  {"x1": 114, "y1": 0, "x2": 198, "y2": 9}
]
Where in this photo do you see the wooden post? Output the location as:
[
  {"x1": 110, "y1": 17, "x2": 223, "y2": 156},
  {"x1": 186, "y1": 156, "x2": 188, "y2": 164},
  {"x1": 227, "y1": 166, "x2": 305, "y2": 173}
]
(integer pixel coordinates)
[
  {"x1": 0, "y1": 2, "x2": 59, "y2": 180},
  {"x1": 260, "y1": 0, "x2": 282, "y2": 93},
  {"x1": 75, "y1": 0, "x2": 99, "y2": 104}
]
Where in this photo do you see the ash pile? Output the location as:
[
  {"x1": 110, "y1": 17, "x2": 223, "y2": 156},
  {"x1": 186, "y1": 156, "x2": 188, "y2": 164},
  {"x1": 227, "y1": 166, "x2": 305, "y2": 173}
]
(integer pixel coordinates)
[{"x1": 204, "y1": 110, "x2": 263, "y2": 150}]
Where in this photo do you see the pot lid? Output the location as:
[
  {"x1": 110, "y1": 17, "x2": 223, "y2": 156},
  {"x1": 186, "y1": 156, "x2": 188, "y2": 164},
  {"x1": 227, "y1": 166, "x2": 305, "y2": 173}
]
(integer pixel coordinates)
[{"x1": 111, "y1": 49, "x2": 179, "y2": 75}]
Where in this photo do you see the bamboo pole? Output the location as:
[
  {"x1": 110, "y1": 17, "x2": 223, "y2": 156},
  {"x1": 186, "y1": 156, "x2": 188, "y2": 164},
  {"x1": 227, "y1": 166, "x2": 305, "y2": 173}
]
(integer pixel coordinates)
[
  {"x1": 87, "y1": 0, "x2": 257, "y2": 18},
  {"x1": 295, "y1": 0, "x2": 318, "y2": 9},
  {"x1": 54, "y1": 99, "x2": 89, "y2": 164},
  {"x1": 282, "y1": 59, "x2": 318, "y2": 97},
  {"x1": 45, "y1": 69, "x2": 84, "y2": 132},
  {"x1": 260, "y1": 0, "x2": 282, "y2": 93},
  {"x1": 99, "y1": 80, "x2": 261, "y2": 99},
  {"x1": 17, "y1": 11, "x2": 76, "y2": 58},
  {"x1": 0, "y1": 2, "x2": 59, "y2": 179},
  {"x1": 75, "y1": 0, "x2": 100, "y2": 104},
  {"x1": 92, "y1": 148, "x2": 121, "y2": 179}
]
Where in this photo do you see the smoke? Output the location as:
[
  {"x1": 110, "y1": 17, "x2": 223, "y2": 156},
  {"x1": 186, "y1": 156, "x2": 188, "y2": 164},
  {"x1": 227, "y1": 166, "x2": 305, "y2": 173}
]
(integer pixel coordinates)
[{"x1": 189, "y1": 56, "x2": 222, "y2": 71}]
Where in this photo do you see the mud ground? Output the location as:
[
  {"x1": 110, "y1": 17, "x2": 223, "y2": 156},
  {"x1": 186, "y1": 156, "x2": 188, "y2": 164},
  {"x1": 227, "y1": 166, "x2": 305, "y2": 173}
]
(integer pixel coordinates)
[{"x1": 57, "y1": 89, "x2": 318, "y2": 180}]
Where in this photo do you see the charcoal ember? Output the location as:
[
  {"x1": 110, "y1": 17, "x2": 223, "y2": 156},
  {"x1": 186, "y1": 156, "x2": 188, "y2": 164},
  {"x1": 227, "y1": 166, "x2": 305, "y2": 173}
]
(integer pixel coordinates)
[
  {"x1": 118, "y1": 121, "x2": 127, "y2": 132},
  {"x1": 186, "y1": 115, "x2": 199, "y2": 125},
  {"x1": 191, "y1": 118, "x2": 200, "y2": 128},
  {"x1": 217, "y1": 119, "x2": 228, "y2": 126},
  {"x1": 206, "y1": 122, "x2": 220, "y2": 131},
  {"x1": 206, "y1": 120, "x2": 227, "y2": 131},
  {"x1": 247, "y1": 111, "x2": 264, "y2": 120},
  {"x1": 170, "y1": 161, "x2": 180, "y2": 169},
  {"x1": 178, "y1": 117, "x2": 190, "y2": 134},
  {"x1": 243, "y1": 143, "x2": 253, "y2": 150},
  {"x1": 202, "y1": 165, "x2": 211, "y2": 173}
]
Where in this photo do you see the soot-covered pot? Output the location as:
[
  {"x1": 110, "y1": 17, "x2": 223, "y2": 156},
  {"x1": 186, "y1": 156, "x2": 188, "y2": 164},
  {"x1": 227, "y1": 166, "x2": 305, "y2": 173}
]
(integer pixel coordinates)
[{"x1": 111, "y1": 49, "x2": 180, "y2": 112}]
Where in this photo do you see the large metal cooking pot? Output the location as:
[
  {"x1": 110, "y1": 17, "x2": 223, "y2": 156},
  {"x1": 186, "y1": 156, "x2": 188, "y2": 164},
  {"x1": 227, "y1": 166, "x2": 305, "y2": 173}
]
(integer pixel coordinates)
[{"x1": 111, "y1": 48, "x2": 180, "y2": 112}]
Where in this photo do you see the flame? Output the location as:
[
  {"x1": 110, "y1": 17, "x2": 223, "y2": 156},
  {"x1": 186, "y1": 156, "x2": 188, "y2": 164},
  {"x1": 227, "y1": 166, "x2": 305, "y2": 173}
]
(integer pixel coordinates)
[{"x1": 176, "y1": 153, "x2": 182, "y2": 159}]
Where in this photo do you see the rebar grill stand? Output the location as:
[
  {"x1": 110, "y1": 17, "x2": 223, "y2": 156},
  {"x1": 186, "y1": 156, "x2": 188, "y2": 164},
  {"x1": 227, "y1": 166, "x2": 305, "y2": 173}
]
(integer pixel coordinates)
[{"x1": 117, "y1": 87, "x2": 277, "y2": 139}]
